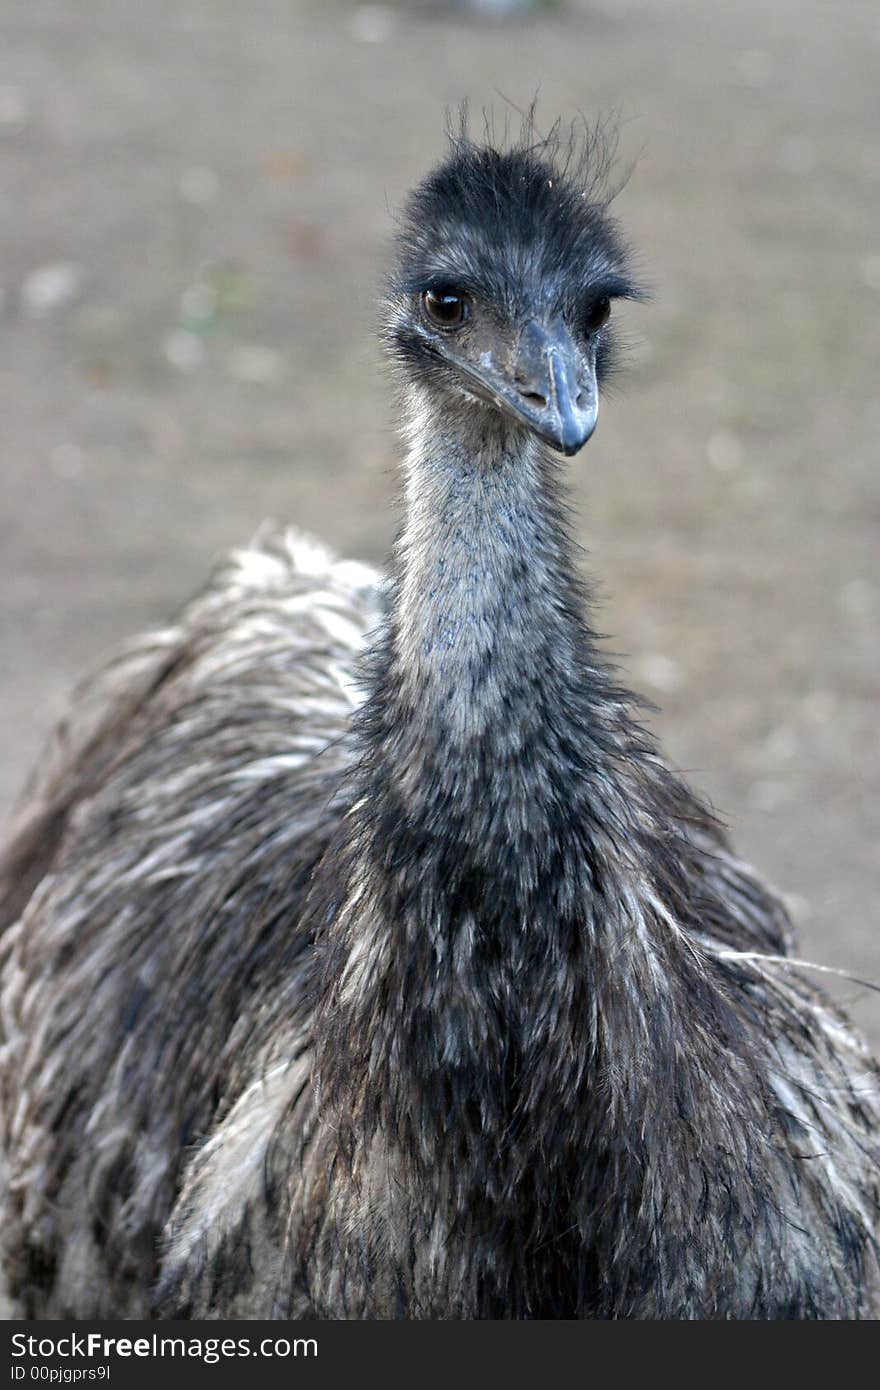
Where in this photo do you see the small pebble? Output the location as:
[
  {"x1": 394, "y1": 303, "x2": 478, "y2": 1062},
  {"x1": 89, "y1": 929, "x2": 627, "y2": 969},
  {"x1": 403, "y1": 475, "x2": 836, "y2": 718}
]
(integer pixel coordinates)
[
  {"x1": 163, "y1": 328, "x2": 205, "y2": 372},
  {"x1": 636, "y1": 653, "x2": 685, "y2": 694},
  {"x1": 21, "y1": 262, "x2": 85, "y2": 317}
]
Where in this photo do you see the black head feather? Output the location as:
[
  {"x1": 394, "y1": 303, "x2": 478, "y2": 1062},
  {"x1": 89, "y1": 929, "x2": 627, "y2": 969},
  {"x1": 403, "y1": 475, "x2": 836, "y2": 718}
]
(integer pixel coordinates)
[{"x1": 390, "y1": 121, "x2": 639, "y2": 325}]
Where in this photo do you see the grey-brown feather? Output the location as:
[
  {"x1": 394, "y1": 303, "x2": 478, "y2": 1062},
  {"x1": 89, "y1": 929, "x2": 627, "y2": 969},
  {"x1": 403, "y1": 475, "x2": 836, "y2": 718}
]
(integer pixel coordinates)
[
  {"x1": 1, "y1": 127, "x2": 878, "y2": 1319},
  {"x1": 0, "y1": 530, "x2": 382, "y2": 1317}
]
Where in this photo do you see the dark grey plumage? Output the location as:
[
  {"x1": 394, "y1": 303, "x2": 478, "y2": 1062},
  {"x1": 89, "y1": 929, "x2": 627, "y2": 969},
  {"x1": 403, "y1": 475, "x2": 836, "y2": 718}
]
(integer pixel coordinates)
[{"x1": 0, "y1": 125, "x2": 878, "y2": 1320}]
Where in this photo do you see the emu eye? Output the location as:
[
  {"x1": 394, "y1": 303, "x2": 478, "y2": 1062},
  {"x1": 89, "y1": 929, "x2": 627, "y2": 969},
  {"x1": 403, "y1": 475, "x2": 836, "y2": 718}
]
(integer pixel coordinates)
[
  {"x1": 584, "y1": 296, "x2": 611, "y2": 336},
  {"x1": 421, "y1": 288, "x2": 470, "y2": 329}
]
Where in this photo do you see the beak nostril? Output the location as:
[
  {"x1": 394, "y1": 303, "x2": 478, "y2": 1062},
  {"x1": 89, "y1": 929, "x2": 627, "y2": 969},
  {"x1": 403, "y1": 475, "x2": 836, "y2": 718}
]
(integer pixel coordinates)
[{"x1": 519, "y1": 389, "x2": 548, "y2": 409}]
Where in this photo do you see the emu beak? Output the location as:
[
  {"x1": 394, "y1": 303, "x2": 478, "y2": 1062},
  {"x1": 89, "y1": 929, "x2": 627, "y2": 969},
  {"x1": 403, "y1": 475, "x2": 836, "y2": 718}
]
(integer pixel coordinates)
[{"x1": 501, "y1": 319, "x2": 598, "y2": 456}]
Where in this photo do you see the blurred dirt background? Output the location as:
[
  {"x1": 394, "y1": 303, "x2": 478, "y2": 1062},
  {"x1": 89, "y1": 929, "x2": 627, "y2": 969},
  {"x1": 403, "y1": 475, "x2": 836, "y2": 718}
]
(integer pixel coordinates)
[{"x1": 1, "y1": 0, "x2": 878, "y2": 1046}]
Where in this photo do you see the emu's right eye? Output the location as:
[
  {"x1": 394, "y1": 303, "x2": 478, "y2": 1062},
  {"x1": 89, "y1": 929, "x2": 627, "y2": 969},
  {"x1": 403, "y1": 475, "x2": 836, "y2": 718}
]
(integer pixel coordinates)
[
  {"x1": 421, "y1": 288, "x2": 470, "y2": 329},
  {"x1": 583, "y1": 295, "x2": 611, "y2": 336}
]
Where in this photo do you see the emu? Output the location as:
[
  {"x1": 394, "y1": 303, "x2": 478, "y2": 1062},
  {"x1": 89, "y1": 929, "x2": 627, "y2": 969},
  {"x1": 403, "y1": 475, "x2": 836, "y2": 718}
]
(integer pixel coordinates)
[{"x1": 1, "y1": 125, "x2": 878, "y2": 1320}]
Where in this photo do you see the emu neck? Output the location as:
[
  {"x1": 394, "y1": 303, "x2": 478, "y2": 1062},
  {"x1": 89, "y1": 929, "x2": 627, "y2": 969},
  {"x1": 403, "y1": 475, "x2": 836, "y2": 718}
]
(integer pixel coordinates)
[
  {"x1": 397, "y1": 403, "x2": 589, "y2": 733},
  {"x1": 355, "y1": 394, "x2": 611, "y2": 902},
  {"x1": 395, "y1": 414, "x2": 574, "y2": 734}
]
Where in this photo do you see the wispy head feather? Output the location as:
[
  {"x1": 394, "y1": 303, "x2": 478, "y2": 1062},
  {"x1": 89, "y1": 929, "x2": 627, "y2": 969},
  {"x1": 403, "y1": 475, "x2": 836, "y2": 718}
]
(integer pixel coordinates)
[{"x1": 388, "y1": 105, "x2": 641, "y2": 317}]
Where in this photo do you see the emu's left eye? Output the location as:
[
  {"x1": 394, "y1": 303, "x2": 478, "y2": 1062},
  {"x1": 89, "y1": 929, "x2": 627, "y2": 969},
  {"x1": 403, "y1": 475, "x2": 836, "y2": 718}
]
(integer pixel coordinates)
[
  {"x1": 584, "y1": 296, "x2": 611, "y2": 336},
  {"x1": 421, "y1": 288, "x2": 471, "y2": 329}
]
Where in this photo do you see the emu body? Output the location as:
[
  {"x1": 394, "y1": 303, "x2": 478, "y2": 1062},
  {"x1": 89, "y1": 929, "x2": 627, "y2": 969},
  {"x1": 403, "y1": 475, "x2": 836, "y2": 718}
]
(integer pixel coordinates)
[{"x1": 0, "y1": 130, "x2": 878, "y2": 1319}]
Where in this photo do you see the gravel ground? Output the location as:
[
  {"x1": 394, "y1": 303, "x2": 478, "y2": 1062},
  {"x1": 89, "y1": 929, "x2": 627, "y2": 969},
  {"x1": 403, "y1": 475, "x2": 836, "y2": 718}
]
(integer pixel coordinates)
[{"x1": 1, "y1": 0, "x2": 878, "y2": 1071}]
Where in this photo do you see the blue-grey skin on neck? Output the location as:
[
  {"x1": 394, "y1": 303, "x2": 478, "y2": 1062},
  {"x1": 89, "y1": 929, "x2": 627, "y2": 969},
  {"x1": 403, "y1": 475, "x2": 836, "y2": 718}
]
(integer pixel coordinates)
[{"x1": 395, "y1": 393, "x2": 574, "y2": 739}]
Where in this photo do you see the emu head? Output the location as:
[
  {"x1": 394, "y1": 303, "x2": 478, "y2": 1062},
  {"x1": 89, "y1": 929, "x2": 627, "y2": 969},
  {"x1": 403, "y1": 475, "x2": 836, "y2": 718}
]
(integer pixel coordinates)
[{"x1": 386, "y1": 129, "x2": 639, "y2": 456}]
